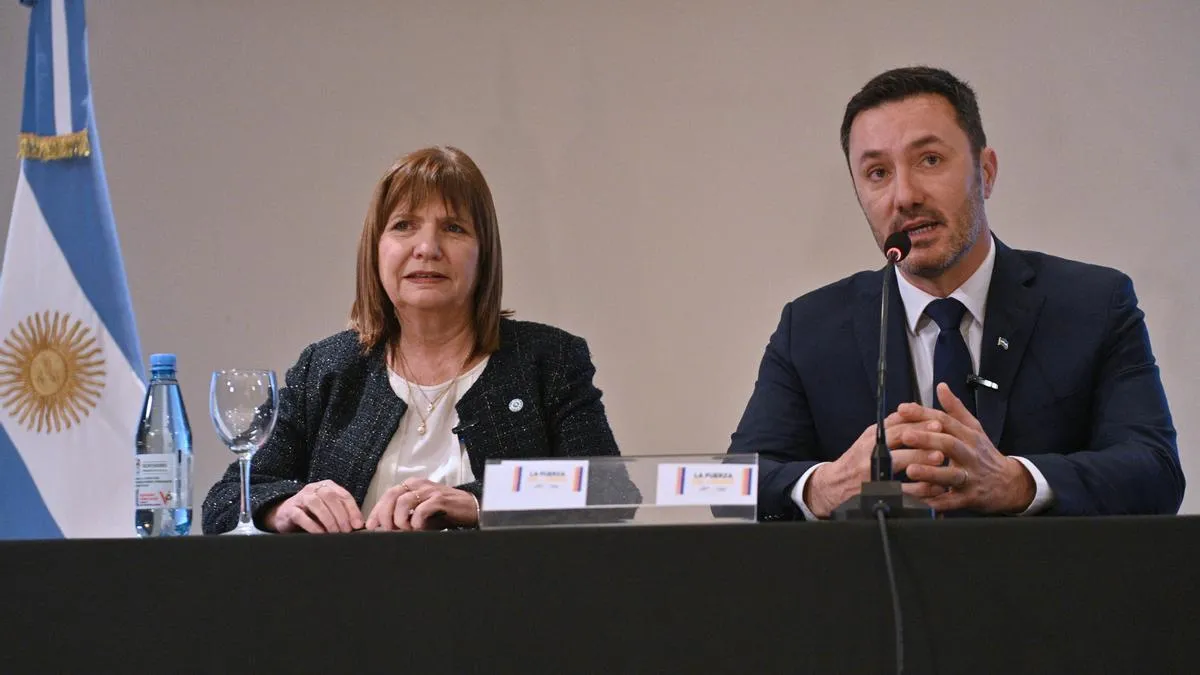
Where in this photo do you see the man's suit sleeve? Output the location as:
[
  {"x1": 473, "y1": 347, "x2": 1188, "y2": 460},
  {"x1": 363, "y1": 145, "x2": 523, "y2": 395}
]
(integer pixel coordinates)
[
  {"x1": 1022, "y1": 275, "x2": 1185, "y2": 515},
  {"x1": 729, "y1": 302, "x2": 823, "y2": 520}
]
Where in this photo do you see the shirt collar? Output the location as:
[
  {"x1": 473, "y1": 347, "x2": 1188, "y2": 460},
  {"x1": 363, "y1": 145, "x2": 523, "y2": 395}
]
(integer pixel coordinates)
[{"x1": 894, "y1": 233, "x2": 996, "y2": 335}]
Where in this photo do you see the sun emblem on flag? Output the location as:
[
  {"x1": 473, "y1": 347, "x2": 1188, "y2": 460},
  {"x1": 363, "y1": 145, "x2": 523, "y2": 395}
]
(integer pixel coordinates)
[{"x1": 0, "y1": 311, "x2": 106, "y2": 433}]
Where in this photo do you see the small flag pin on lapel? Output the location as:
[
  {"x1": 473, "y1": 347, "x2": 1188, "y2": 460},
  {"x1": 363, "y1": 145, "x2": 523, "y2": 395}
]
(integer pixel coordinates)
[{"x1": 997, "y1": 337, "x2": 1010, "y2": 350}]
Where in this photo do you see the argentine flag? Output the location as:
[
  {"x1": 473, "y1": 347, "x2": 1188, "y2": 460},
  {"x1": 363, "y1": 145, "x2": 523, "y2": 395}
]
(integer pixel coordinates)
[{"x1": 0, "y1": 0, "x2": 144, "y2": 538}]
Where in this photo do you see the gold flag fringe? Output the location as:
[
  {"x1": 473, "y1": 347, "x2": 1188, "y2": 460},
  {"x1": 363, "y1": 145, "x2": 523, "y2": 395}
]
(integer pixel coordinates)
[{"x1": 18, "y1": 130, "x2": 91, "y2": 161}]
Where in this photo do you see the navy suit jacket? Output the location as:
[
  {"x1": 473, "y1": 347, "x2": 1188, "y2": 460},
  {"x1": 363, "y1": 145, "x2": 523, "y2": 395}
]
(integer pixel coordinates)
[{"x1": 729, "y1": 239, "x2": 1185, "y2": 520}]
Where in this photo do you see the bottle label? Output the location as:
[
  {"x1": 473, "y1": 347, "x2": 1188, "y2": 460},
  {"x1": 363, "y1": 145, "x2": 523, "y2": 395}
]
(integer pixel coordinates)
[{"x1": 135, "y1": 453, "x2": 179, "y2": 508}]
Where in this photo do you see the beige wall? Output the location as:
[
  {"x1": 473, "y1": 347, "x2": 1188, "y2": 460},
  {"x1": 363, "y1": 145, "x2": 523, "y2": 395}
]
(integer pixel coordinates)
[{"x1": 1, "y1": 0, "x2": 1197, "y2": 514}]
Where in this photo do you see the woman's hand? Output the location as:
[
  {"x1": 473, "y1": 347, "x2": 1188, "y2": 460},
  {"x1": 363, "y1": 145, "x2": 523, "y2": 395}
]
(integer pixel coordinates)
[
  {"x1": 263, "y1": 480, "x2": 365, "y2": 533},
  {"x1": 365, "y1": 479, "x2": 480, "y2": 531}
]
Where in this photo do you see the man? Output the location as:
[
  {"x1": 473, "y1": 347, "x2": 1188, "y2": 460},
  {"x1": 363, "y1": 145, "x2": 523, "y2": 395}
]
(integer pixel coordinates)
[{"x1": 729, "y1": 66, "x2": 1184, "y2": 520}]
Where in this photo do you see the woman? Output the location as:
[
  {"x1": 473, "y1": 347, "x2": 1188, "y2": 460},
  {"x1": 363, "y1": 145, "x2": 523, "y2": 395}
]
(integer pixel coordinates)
[{"x1": 202, "y1": 146, "x2": 624, "y2": 533}]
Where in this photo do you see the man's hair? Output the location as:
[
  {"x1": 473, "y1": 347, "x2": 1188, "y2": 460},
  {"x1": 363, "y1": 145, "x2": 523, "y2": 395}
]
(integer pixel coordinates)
[{"x1": 840, "y1": 66, "x2": 987, "y2": 160}]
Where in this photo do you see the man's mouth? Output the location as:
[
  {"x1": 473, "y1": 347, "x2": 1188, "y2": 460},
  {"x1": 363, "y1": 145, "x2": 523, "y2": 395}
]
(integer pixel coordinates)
[{"x1": 901, "y1": 221, "x2": 940, "y2": 237}]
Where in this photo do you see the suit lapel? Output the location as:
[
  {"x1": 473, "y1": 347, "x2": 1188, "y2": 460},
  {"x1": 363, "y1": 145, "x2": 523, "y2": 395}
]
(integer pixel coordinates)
[
  {"x1": 977, "y1": 240, "x2": 1044, "y2": 447},
  {"x1": 455, "y1": 320, "x2": 526, "y2": 462},
  {"x1": 854, "y1": 268, "x2": 917, "y2": 418},
  {"x1": 343, "y1": 345, "x2": 407, "y2": 500}
]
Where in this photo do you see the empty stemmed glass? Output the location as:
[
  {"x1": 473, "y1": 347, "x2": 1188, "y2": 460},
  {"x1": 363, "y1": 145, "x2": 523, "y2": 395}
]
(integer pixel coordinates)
[{"x1": 209, "y1": 369, "x2": 278, "y2": 535}]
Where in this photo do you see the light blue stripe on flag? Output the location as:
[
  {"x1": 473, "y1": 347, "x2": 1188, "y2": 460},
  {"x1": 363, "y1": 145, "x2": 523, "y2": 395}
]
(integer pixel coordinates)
[
  {"x1": 0, "y1": 427, "x2": 62, "y2": 538},
  {"x1": 64, "y1": 0, "x2": 88, "y2": 132}
]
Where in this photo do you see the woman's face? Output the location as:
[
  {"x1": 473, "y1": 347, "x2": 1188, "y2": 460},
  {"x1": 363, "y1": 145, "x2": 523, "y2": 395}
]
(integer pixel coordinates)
[{"x1": 378, "y1": 197, "x2": 479, "y2": 319}]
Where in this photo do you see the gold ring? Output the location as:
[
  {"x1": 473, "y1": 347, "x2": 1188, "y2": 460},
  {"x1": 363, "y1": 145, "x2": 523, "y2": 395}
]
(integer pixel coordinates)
[{"x1": 956, "y1": 469, "x2": 969, "y2": 488}]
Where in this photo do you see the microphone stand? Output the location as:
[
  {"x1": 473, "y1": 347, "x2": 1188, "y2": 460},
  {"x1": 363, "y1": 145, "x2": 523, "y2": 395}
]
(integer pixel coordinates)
[{"x1": 834, "y1": 245, "x2": 935, "y2": 521}]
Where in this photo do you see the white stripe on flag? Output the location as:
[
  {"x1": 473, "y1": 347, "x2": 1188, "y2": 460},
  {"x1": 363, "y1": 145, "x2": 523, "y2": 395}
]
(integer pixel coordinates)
[
  {"x1": 51, "y1": 0, "x2": 71, "y2": 135},
  {"x1": 0, "y1": 169, "x2": 144, "y2": 538}
]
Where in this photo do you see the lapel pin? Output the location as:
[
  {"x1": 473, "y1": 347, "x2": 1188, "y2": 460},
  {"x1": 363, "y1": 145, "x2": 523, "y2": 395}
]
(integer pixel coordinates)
[
  {"x1": 997, "y1": 337, "x2": 1009, "y2": 350},
  {"x1": 508, "y1": 398, "x2": 524, "y2": 413}
]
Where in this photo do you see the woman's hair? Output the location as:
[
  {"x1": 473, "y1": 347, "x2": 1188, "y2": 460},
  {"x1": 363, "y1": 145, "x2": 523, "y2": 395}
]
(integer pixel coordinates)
[{"x1": 349, "y1": 146, "x2": 506, "y2": 356}]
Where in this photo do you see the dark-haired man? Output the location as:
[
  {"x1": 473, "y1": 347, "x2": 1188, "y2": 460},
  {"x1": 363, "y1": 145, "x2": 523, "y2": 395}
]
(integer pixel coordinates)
[{"x1": 729, "y1": 66, "x2": 1184, "y2": 519}]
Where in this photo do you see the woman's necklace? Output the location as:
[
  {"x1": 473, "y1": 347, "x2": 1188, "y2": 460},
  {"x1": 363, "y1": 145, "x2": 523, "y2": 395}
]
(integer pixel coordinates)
[{"x1": 396, "y1": 347, "x2": 470, "y2": 435}]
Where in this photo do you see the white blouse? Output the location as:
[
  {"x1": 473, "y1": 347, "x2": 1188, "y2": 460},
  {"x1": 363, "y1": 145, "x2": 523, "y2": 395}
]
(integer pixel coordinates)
[{"x1": 360, "y1": 357, "x2": 489, "y2": 517}]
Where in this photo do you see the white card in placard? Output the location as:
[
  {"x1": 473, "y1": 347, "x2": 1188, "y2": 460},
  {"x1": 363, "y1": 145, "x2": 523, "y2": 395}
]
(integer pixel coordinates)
[
  {"x1": 655, "y1": 464, "x2": 757, "y2": 506},
  {"x1": 481, "y1": 460, "x2": 590, "y2": 511}
]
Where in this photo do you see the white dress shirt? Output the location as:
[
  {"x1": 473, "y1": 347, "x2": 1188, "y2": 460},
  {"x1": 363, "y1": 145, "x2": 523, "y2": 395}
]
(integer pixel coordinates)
[{"x1": 791, "y1": 235, "x2": 1053, "y2": 518}]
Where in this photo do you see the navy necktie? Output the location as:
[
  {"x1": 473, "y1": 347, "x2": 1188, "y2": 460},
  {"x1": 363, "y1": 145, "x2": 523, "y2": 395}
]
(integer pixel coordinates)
[{"x1": 924, "y1": 298, "x2": 976, "y2": 416}]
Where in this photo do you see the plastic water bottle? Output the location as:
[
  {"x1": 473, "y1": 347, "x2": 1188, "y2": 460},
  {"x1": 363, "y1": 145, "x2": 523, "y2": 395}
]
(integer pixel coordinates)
[{"x1": 134, "y1": 353, "x2": 193, "y2": 537}]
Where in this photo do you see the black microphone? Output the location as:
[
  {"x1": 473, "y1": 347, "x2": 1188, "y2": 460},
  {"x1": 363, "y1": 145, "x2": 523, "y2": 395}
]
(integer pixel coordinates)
[
  {"x1": 966, "y1": 374, "x2": 998, "y2": 391},
  {"x1": 882, "y1": 230, "x2": 912, "y2": 265},
  {"x1": 834, "y1": 233, "x2": 929, "y2": 675},
  {"x1": 870, "y1": 231, "x2": 912, "y2": 482},
  {"x1": 835, "y1": 230, "x2": 933, "y2": 520}
]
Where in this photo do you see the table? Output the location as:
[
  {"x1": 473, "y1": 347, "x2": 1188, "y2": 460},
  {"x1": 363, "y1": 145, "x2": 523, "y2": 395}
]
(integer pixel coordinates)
[{"x1": 2, "y1": 516, "x2": 1198, "y2": 673}]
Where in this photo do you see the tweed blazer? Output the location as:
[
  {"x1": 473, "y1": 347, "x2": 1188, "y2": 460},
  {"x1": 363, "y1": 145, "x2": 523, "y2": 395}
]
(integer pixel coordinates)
[{"x1": 202, "y1": 319, "x2": 621, "y2": 533}]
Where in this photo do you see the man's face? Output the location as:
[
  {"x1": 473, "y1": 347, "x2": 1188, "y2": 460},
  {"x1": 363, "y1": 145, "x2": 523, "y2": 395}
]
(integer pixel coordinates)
[{"x1": 847, "y1": 94, "x2": 996, "y2": 278}]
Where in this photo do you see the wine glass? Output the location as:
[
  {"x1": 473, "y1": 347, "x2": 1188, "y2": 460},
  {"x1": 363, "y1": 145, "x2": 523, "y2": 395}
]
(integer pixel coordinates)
[{"x1": 210, "y1": 369, "x2": 279, "y2": 535}]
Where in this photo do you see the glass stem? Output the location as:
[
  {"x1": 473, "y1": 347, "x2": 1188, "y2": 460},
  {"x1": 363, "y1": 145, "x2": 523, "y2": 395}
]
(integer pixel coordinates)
[{"x1": 237, "y1": 454, "x2": 253, "y2": 526}]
